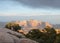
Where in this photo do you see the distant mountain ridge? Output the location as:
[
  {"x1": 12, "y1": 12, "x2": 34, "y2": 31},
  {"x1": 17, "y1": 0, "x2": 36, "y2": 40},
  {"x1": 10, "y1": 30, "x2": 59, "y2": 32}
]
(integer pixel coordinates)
[
  {"x1": 53, "y1": 24, "x2": 60, "y2": 29},
  {"x1": 0, "y1": 19, "x2": 60, "y2": 29},
  {"x1": 0, "y1": 22, "x2": 7, "y2": 28},
  {"x1": 15, "y1": 20, "x2": 52, "y2": 29},
  {"x1": 14, "y1": 20, "x2": 52, "y2": 34}
]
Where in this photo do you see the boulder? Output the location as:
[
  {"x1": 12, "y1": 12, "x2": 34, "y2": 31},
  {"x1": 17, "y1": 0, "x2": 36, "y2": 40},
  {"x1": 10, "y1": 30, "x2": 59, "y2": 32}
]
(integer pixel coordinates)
[
  {"x1": 0, "y1": 28, "x2": 25, "y2": 38},
  {"x1": 0, "y1": 32, "x2": 38, "y2": 43},
  {"x1": 0, "y1": 28, "x2": 24, "y2": 43},
  {"x1": 0, "y1": 32, "x2": 16, "y2": 43}
]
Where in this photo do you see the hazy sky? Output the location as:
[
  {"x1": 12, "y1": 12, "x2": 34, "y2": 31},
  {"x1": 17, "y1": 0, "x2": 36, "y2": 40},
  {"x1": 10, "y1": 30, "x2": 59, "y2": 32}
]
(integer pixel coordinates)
[
  {"x1": 0, "y1": 0, "x2": 60, "y2": 16},
  {"x1": 0, "y1": 0, "x2": 60, "y2": 24}
]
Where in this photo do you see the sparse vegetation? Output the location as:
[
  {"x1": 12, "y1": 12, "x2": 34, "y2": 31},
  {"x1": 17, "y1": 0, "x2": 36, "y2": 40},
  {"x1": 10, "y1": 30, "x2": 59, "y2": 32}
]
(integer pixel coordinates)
[
  {"x1": 55, "y1": 33, "x2": 60, "y2": 43},
  {"x1": 5, "y1": 22, "x2": 60, "y2": 43},
  {"x1": 25, "y1": 27, "x2": 57, "y2": 43},
  {"x1": 5, "y1": 22, "x2": 21, "y2": 32}
]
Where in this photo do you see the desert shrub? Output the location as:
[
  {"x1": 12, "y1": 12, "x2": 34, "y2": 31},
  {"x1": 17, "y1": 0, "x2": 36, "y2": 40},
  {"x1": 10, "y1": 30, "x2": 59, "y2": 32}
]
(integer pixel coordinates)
[
  {"x1": 55, "y1": 33, "x2": 60, "y2": 43},
  {"x1": 25, "y1": 29, "x2": 44, "y2": 43},
  {"x1": 43, "y1": 27, "x2": 56, "y2": 43},
  {"x1": 5, "y1": 22, "x2": 21, "y2": 32},
  {"x1": 25, "y1": 27, "x2": 56, "y2": 43}
]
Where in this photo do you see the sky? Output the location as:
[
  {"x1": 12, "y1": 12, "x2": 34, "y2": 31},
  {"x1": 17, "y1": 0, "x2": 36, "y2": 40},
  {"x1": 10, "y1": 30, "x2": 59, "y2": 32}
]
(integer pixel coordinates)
[
  {"x1": 0, "y1": 0, "x2": 60, "y2": 24},
  {"x1": 0, "y1": 0, "x2": 60, "y2": 16}
]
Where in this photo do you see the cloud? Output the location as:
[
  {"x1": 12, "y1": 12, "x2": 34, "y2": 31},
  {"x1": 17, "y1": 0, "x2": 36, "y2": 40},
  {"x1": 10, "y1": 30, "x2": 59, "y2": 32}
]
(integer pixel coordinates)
[{"x1": 14, "y1": 0, "x2": 60, "y2": 8}]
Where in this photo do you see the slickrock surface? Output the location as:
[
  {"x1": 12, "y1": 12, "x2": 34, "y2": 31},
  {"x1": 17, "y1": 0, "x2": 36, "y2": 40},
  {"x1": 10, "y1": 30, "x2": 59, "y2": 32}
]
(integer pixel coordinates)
[{"x1": 0, "y1": 28, "x2": 38, "y2": 43}]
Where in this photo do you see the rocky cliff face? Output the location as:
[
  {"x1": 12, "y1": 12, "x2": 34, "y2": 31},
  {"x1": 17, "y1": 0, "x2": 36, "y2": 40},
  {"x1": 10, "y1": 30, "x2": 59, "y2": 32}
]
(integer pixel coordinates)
[
  {"x1": 15, "y1": 20, "x2": 52, "y2": 29},
  {"x1": 15, "y1": 20, "x2": 52, "y2": 34}
]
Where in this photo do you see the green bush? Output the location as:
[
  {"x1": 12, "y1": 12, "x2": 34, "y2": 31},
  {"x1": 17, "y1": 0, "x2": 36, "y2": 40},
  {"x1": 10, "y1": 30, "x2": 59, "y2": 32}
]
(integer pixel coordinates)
[
  {"x1": 25, "y1": 29, "x2": 43, "y2": 43},
  {"x1": 44, "y1": 28, "x2": 56, "y2": 43},
  {"x1": 25, "y1": 28, "x2": 56, "y2": 43},
  {"x1": 5, "y1": 22, "x2": 21, "y2": 32},
  {"x1": 55, "y1": 33, "x2": 60, "y2": 43}
]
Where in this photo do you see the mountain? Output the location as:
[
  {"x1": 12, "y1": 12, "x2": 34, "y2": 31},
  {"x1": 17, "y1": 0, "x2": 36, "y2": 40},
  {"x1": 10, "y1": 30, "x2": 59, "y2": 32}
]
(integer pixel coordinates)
[
  {"x1": 15, "y1": 19, "x2": 52, "y2": 29},
  {"x1": 53, "y1": 24, "x2": 60, "y2": 29},
  {"x1": 0, "y1": 22, "x2": 7, "y2": 28},
  {"x1": 0, "y1": 19, "x2": 52, "y2": 29},
  {"x1": 15, "y1": 20, "x2": 52, "y2": 34}
]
